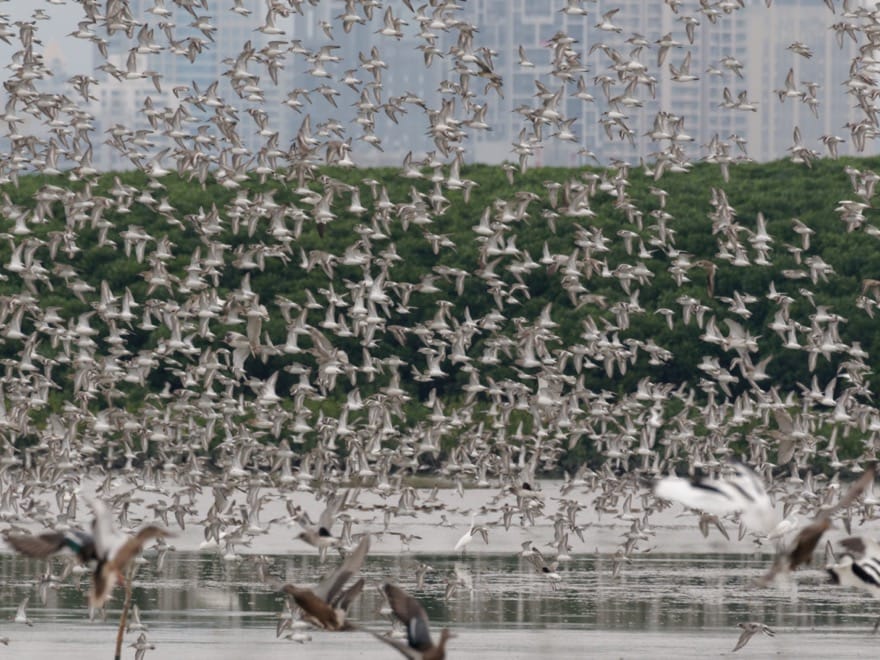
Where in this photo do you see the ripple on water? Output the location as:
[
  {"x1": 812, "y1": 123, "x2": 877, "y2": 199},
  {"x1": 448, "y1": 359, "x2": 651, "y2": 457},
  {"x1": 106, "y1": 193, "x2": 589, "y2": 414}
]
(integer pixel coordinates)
[{"x1": 3, "y1": 551, "x2": 878, "y2": 638}]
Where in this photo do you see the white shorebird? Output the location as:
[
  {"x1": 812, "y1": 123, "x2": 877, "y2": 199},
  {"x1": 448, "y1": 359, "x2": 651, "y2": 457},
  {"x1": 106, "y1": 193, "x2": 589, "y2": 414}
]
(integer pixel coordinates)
[
  {"x1": 653, "y1": 462, "x2": 776, "y2": 536},
  {"x1": 453, "y1": 515, "x2": 489, "y2": 553},
  {"x1": 296, "y1": 490, "x2": 350, "y2": 560}
]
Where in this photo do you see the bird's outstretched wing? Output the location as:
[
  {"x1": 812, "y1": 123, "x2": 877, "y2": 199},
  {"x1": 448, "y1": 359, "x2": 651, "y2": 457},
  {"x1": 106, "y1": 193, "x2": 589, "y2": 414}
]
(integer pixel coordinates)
[
  {"x1": 317, "y1": 489, "x2": 349, "y2": 534},
  {"x1": 759, "y1": 464, "x2": 876, "y2": 584},
  {"x1": 6, "y1": 531, "x2": 67, "y2": 557},
  {"x1": 313, "y1": 534, "x2": 370, "y2": 603},
  {"x1": 365, "y1": 628, "x2": 420, "y2": 659},
  {"x1": 5, "y1": 529, "x2": 97, "y2": 563},
  {"x1": 731, "y1": 627, "x2": 756, "y2": 652},
  {"x1": 383, "y1": 583, "x2": 433, "y2": 652}
]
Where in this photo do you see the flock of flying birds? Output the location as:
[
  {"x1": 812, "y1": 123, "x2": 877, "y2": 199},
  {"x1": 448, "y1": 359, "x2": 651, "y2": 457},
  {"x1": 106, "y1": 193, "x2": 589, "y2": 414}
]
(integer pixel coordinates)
[{"x1": 2, "y1": 0, "x2": 880, "y2": 656}]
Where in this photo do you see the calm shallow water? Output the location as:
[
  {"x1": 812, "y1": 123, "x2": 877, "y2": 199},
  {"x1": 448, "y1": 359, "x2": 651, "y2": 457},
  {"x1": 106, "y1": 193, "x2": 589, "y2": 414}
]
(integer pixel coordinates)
[
  {"x1": 6, "y1": 627, "x2": 880, "y2": 660},
  {"x1": 2, "y1": 551, "x2": 880, "y2": 658},
  {"x1": 2, "y1": 481, "x2": 879, "y2": 657}
]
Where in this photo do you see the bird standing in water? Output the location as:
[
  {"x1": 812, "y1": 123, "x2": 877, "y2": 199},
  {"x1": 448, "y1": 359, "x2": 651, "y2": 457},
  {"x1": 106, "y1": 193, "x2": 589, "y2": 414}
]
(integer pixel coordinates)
[{"x1": 453, "y1": 514, "x2": 488, "y2": 554}]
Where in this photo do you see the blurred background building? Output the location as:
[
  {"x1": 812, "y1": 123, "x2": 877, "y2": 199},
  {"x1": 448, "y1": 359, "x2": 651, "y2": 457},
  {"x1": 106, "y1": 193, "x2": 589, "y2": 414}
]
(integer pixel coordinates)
[{"x1": 3, "y1": 0, "x2": 871, "y2": 171}]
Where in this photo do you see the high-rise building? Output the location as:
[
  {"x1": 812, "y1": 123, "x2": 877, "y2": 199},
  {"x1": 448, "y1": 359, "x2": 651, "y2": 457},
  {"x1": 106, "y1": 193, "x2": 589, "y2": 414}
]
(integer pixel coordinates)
[
  {"x1": 87, "y1": 1, "x2": 875, "y2": 170},
  {"x1": 743, "y1": 0, "x2": 865, "y2": 161},
  {"x1": 454, "y1": 0, "x2": 872, "y2": 166}
]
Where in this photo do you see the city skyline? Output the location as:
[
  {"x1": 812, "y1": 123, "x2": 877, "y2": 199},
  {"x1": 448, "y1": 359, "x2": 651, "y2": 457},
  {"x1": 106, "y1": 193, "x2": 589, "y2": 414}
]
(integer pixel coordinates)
[{"x1": 5, "y1": 1, "x2": 878, "y2": 173}]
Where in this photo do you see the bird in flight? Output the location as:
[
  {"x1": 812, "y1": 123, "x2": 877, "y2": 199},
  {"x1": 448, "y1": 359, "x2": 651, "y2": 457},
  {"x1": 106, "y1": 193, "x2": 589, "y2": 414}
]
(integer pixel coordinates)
[
  {"x1": 4, "y1": 499, "x2": 171, "y2": 610},
  {"x1": 276, "y1": 535, "x2": 370, "y2": 631},
  {"x1": 758, "y1": 464, "x2": 876, "y2": 586},
  {"x1": 732, "y1": 621, "x2": 775, "y2": 652},
  {"x1": 827, "y1": 535, "x2": 880, "y2": 631},
  {"x1": 369, "y1": 582, "x2": 454, "y2": 659},
  {"x1": 653, "y1": 461, "x2": 776, "y2": 536}
]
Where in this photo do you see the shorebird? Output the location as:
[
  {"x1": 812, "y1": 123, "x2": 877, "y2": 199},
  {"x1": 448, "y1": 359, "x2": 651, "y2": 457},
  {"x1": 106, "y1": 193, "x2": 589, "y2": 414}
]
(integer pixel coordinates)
[
  {"x1": 827, "y1": 536, "x2": 880, "y2": 631},
  {"x1": 369, "y1": 583, "x2": 453, "y2": 659},
  {"x1": 414, "y1": 562, "x2": 435, "y2": 590},
  {"x1": 296, "y1": 490, "x2": 349, "y2": 557},
  {"x1": 759, "y1": 465, "x2": 877, "y2": 585},
  {"x1": 732, "y1": 621, "x2": 775, "y2": 652},
  {"x1": 284, "y1": 620, "x2": 313, "y2": 644},
  {"x1": 129, "y1": 632, "x2": 156, "y2": 660},
  {"x1": 126, "y1": 604, "x2": 149, "y2": 634},
  {"x1": 3, "y1": 2, "x2": 880, "y2": 654},
  {"x1": 653, "y1": 461, "x2": 776, "y2": 535},
  {"x1": 453, "y1": 515, "x2": 489, "y2": 553},
  {"x1": 276, "y1": 535, "x2": 370, "y2": 631},
  {"x1": 527, "y1": 547, "x2": 562, "y2": 590}
]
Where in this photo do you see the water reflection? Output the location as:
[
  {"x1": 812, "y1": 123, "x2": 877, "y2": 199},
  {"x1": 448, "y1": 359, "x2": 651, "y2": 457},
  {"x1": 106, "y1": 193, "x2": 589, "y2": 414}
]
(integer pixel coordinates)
[{"x1": 0, "y1": 551, "x2": 875, "y2": 635}]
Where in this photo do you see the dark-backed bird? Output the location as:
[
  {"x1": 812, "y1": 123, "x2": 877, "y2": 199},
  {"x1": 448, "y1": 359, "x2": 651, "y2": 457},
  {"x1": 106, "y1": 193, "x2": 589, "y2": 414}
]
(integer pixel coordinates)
[
  {"x1": 827, "y1": 536, "x2": 880, "y2": 631},
  {"x1": 759, "y1": 464, "x2": 876, "y2": 585},
  {"x1": 297, "y1": 490, "x2": 349, "y2": 555},
  {"x1": 653, "y1": 461, "x2": 775, "y2": 535},
  {"x1": 369, "y1": 583, "x2": 453, "y2": 659},
  {"x1": 4, "y1": 499, "x2": 171, "y2": 609},
  {"x1": 277, "y1": 535, "x2": 369, "y2": 631}
]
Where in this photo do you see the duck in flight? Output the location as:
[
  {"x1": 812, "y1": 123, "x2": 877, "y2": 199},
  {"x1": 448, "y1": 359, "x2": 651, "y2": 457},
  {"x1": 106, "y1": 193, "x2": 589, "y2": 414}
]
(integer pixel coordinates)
[
  {"x1": 4, "y1": 499, "x2": 171, "y2": 610},
  {"x1": 369, "y1": 582, "x2": 453, "y2": 659},
  {"x1": 759, "y1": 464, "x2": 876, "y2": 586},
  {"x1": 275, "y1": 534, "x2": 370, "y2": 631}
]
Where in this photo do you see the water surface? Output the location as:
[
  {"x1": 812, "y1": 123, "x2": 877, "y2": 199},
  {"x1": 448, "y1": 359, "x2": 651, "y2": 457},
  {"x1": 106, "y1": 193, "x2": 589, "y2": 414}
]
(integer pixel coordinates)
[{"x1": 2, "y1": 551, "x2": 879, "y2": 659}]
